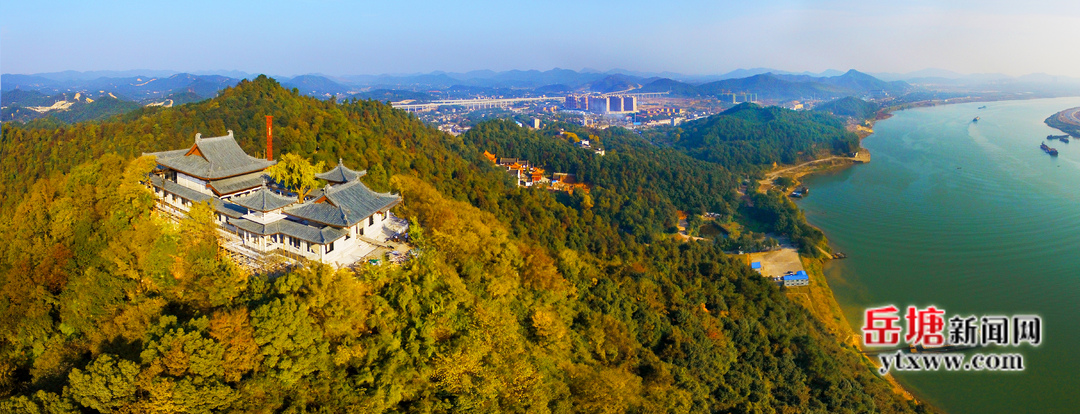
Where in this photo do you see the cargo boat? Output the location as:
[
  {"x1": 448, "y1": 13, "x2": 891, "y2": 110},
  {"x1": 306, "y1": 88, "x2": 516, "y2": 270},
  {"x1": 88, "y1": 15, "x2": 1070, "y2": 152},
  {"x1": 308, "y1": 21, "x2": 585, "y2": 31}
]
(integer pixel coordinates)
[{"x1": 1041, "y1": 142, "x2": 1059, "y2": 156}]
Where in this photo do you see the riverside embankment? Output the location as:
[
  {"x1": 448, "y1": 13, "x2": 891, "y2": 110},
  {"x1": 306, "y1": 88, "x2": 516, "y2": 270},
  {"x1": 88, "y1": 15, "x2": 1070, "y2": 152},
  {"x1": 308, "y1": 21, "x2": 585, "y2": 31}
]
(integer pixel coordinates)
[{"x1": 795, "y1": 97, "x2": 1080, "y2": 413}]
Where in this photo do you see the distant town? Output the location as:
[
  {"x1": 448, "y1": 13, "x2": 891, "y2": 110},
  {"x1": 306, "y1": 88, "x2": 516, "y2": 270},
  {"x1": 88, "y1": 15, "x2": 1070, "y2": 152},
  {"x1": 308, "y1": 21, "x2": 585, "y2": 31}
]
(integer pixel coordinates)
[
  {"x1": 405, "y1": 89, "x2": 850, "y2": 134},
  {"x1": 9, "y1": 67, "x2": 1080, "y2": 127}
]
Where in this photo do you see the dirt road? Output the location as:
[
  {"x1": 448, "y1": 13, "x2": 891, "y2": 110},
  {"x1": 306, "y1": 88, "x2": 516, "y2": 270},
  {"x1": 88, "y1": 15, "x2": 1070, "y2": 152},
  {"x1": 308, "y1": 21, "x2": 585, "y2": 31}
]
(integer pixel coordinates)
[{"x1": 758, "y1": 150, "x2": 870, "y2": 192}]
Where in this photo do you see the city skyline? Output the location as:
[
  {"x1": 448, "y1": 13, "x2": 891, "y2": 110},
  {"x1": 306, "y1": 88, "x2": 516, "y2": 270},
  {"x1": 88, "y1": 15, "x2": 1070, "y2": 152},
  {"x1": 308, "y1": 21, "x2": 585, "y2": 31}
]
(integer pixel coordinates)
[{"x1": 3, "y1": 0, "x2": 1080, "y2": 78}]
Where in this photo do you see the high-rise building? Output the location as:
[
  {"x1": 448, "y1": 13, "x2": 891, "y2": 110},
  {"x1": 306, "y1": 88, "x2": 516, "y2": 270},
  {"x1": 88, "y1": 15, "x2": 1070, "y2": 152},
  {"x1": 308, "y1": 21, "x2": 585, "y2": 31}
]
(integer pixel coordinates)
[
  {"x1": 608, "y1": 96, "x2": 623, "y2": 112},
  {"x1": 588, "y1": 96, "x2": 609, "y2": 114},
  {"x1": 574, "y1": 95, "x2": 639, "y2": 115},
  {"x1": 566, "y1": 95, "x2": 593, "y2": 110}
]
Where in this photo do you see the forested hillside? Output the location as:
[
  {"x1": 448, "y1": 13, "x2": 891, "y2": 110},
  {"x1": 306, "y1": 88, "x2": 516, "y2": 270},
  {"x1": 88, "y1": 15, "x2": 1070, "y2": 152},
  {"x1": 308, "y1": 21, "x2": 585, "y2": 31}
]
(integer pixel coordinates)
[
  {"x1": 814, "y1": 97, "x2": 880, "y2": 121},
  {"x1": 463, "y1": 120, "x2": 739, "y2": 234},
  {"x1": 652, "y1": 103, "x2": 860, "y2": 170},
  {"x1": 1, "y1": 91, "x2": 141, "y2": 124},
  {"x1": 0, "y1": 77, "x2": 933, "y2": 413}
]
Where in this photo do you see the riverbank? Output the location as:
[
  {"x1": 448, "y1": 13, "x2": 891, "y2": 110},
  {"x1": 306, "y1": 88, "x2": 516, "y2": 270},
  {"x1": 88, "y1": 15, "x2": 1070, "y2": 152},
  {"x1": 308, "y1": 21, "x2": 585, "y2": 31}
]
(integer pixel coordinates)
[
  {"x1": 760, "y1": 117, "x2": 876, "y2": 192},
  {"x1": 788, "y1": 97, "x2": 1080, "y2": 413},
  {"x1": 1045, "y1": 106, "x2": 1080, "y2": 137},
  {"x1": 756, "y1": 96, "x2": 1067, "y2": 408},
  {"x1": 758, "y1": 150, "x2": 870, "y2": 193},
  {"x1": 778, "y1": 167, "x2": 928, "y2": 407},
  {"x1": 759, "y1": 113, "x2": 933, "y2": 406}
]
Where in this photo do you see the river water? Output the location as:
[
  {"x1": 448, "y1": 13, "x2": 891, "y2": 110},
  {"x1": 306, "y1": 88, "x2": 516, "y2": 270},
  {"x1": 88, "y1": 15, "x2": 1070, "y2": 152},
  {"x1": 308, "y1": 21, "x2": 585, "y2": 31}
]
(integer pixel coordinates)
[{"x1": 797, "y1": 97, "x2": 1080, "y2": 413}]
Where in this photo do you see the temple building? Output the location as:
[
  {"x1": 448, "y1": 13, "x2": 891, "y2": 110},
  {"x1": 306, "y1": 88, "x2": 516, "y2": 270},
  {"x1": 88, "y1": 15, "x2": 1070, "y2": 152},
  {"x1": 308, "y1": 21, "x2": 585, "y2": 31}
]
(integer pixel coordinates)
[
  {"x1": 316, "y1": 159, "x2": 366, "y2": 184},
  {"x1": 145, "y1": 131, "x2": 404, "y2": 266}
]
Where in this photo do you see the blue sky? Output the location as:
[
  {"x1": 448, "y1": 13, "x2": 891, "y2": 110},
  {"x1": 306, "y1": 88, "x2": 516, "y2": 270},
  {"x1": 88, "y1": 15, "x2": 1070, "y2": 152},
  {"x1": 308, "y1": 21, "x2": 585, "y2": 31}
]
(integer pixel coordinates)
[{"x1": 3, "y1": 0, "x2": 1080, "y2": 77}]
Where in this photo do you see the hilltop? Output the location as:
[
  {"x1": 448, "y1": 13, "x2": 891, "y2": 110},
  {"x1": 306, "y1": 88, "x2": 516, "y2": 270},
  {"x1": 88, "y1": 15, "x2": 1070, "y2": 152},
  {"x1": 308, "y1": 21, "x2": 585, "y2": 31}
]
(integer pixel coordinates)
[
  {"x1": 1, "y1": 90, "x2": 140, "y2": 123},
  {"x1": 0, "y1": 77, "x2": 932, "y2": 412},
  {"x1": 658, "y1": 103, "x2": 860, "y2": 168},
  {"x1": 814, "y1": 96, "x2": 881, "y2": 121}
]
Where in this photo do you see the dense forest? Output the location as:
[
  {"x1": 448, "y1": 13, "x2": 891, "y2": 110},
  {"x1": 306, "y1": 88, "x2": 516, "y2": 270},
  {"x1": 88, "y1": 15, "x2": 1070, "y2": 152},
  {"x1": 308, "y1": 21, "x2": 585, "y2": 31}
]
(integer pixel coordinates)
[
  {"x1": 648, "y1": 103, "x2": 860, "y2": 170},
  {"x1": 813, "y1": 97, "x2": 880, "y2": 121},
  {"x1": 0, "y1": 76, "x2": 933, "y2": 413},
  {"x1": 463, "y1": 120, "x2": 739, "y2": 236}
]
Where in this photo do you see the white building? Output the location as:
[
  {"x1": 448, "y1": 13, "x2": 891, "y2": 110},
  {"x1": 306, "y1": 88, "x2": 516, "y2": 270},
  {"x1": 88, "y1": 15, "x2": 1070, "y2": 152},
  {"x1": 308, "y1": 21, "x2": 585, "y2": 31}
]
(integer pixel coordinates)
[
  {"x1": 584, "y1": 95, "x2": 637, "y2": 115},
  {"x1": 145, "y1": 131, "x2": 403, "y2": 266}
]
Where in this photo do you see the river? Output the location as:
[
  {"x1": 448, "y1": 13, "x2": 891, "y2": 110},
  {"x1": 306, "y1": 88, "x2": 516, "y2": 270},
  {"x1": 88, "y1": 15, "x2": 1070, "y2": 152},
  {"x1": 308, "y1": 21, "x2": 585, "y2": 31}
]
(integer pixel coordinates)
[{"x1": 797, "y1": 97, "x2": 1080, "y2": 413}]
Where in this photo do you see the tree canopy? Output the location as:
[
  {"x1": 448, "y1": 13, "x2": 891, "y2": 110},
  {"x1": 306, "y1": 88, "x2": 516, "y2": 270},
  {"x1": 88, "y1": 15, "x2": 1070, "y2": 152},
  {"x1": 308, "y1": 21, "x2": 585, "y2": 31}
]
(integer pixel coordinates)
[
  {"x1": 266, "y1": 153, "x2": 325, "y2": 202},
  {"x1": 814, "y1": 97, "x2": 880, "y2": 121},
  {"x1": 646, "y1": 103, "x2": 860, "y2": 171},
  {"x1": 0, "y1": 76, "x2": 934, "y2": 413}
]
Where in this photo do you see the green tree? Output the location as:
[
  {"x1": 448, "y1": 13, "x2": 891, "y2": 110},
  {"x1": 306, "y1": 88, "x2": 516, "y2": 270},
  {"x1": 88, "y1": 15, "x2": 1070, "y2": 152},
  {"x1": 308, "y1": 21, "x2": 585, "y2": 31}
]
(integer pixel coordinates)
[
  {"x1": 251, "y1": 297, "x2": 329, "y2": 386},
  {"x1": 773, "y1": 175, "x2": 796, "y2": 188},
  {"x1": 686, "y1": 214, "x2": 704, "y2": 236},
  {"x1": 65, "y1": 354, "x2": 140, "y2": 413}
]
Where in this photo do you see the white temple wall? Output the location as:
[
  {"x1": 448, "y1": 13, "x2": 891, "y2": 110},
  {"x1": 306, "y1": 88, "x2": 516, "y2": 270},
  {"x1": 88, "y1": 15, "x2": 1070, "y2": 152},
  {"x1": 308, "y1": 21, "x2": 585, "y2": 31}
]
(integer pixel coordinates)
[{"x1": 177, "y1": 172, "x2": 211, "y2": 195}]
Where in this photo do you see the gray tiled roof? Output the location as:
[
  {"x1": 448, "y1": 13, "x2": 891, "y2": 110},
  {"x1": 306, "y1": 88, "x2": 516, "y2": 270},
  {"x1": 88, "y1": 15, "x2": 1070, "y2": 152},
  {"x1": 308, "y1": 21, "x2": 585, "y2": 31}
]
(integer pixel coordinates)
[
  {"x1": 284, "y1": 179, "x2": 400, "y2": 227},
  {"x1": 147, "y1": 148, "x2": 189, "y2": 159},
  {"x1": 231, "y1": 186, "x2": 296, "y2": 212},
  {"x1": 146, "y1": 131, "x2": 275, "y2": 180},
  {"x1": 315, "y1": 160, "x2": 366, "y2": 183},
  {"x1": 209, "y1": 172, "x2": 265, "y2": 196},
  {"x1": 286, "y1": 203, "x2": 349, "y2": 227},
  {"x1": 148, "y1": 175, "x2": 246, "y2": 219},
  {"x1": 152, "y1": 175, "x2": 345, "y2": 245},
  {"x1": 214, "y1": 201, "x2": 248, "y2": 219},
  {"x1": 228, "y1": 217, "x2": 348, "y2": 245}
]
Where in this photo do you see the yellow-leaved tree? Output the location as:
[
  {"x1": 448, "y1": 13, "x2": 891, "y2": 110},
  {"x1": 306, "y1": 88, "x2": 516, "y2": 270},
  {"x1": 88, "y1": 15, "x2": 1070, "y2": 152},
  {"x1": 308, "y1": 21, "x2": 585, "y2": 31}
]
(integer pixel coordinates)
[{"x1": 266, "y1": 153, "x2": 325, "y2": 203}]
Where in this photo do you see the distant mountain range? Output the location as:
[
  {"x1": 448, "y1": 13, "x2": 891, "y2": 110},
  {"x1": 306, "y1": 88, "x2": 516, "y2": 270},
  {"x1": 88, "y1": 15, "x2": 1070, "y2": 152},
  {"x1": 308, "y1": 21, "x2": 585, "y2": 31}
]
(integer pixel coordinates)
[
  {"x1": 637, "y1": 70, "x2": 914, "y2": 100},
  {"x1": 1, "y1": 90, "x2": 140, "y2": 123},
  {"x1": 1, "y1": 73, "x2": 240, "y2": 102},
  {"x1": 0, "y1": 67, "x2": 909, "y2": 99},
  {"x1": 5, "y1": 67, "x2": 1080, "y2": 123},
  {"x1": 0, "y1": 73, "x2": 361, "y2": 123},
  {"x1": 0, "y1": 68, "x2": 907, "y2": 123},
  {"x1": 282, "y1": 75, "x2": 357, "y2": 97},
  {"x1": 1, "y1": 73, "x2": 251, "y2": 123}
]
